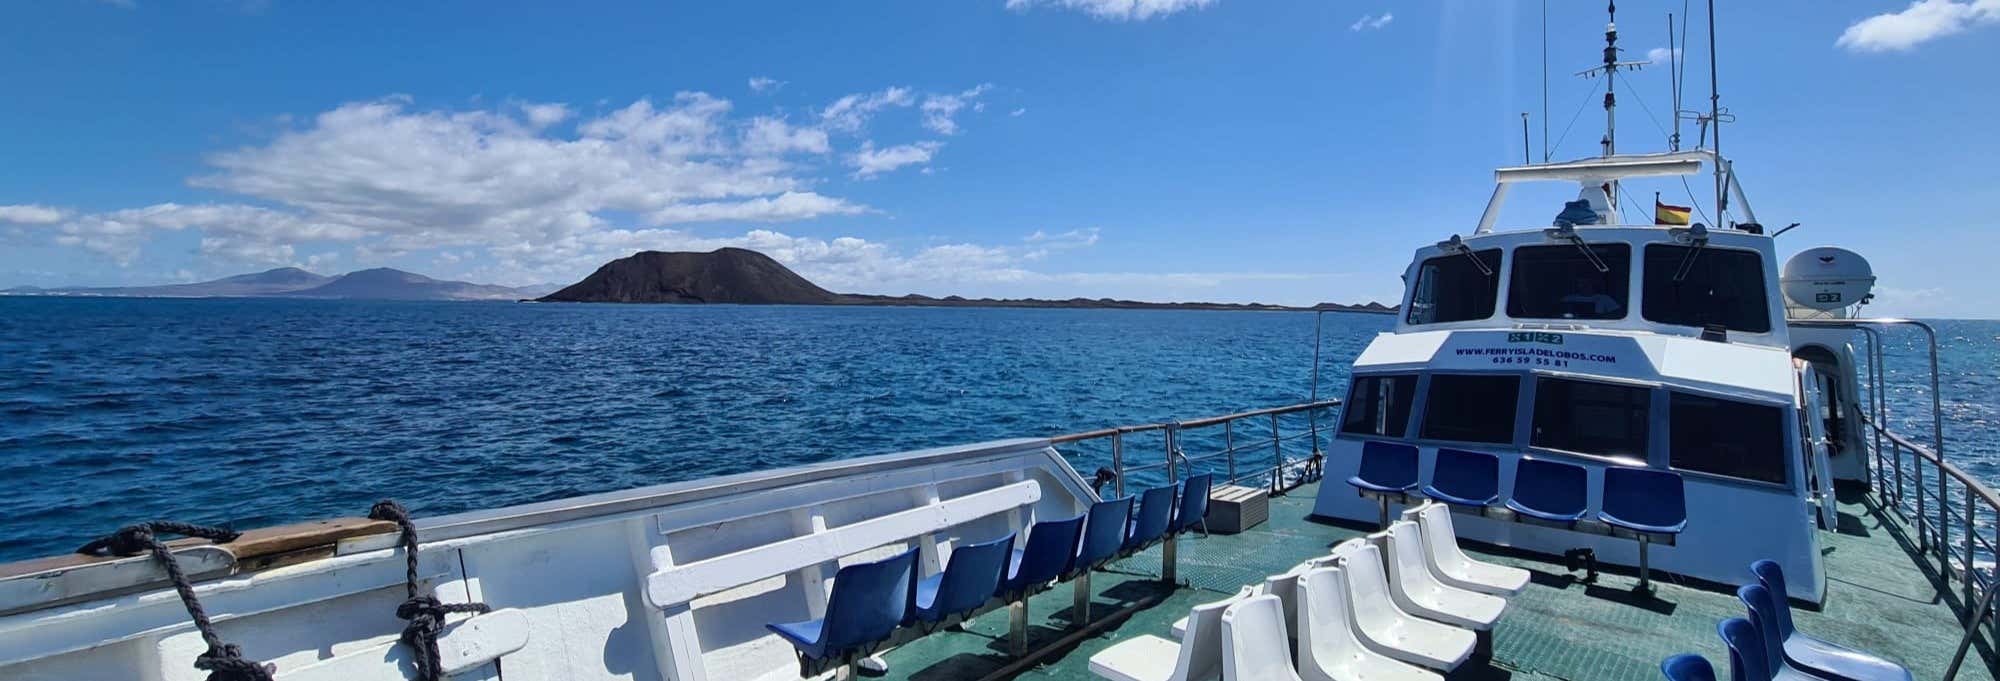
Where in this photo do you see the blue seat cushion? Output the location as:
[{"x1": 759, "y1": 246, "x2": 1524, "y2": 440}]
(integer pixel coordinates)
[
  {"x1": 913, "y1": 573, "x2": 945, "y2": 613},
  {"x1": 765, "y1": 619, "x2": 827, "y2": 658},
  {"x1": 1350, "y1": 474, "x2": 1415, "y2": 494},
  {"x1": 1783, "y1": 634, "x2": 1913, "y2": 681},
  {"x1": 1506, "y1": 498, "x2": 1586, "y2": 523},
  {"x1": 1348, "y1": 442, "x2": 1418, "y2": 494},
  {"x1": 1424, "y1": 448, "x2": 1499, "y2": 507},
  {"x1": 1599, "y1": 467, "x2": 1687, "y2": 534},
  {"x1": 1425, "y1": 483, "x2": 1498, "y2": 507}
]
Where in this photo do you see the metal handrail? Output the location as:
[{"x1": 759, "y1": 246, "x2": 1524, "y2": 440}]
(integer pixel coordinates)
[{"x1": 1051, "y1": 400, "x2": 1340, "y2": 497}]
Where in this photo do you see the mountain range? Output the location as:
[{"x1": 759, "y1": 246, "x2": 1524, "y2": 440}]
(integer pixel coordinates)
[
  {"x1": 2, "y1": 267, "x2": 560, "y2": 301},
  {"x1": 541, "y1": 247, "x2": 1396, "y2": 313}
]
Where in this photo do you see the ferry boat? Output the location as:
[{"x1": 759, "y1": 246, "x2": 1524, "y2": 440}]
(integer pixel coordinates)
[{"x1": 2, "y1": 5, "x2": 1992, "y2": 681}]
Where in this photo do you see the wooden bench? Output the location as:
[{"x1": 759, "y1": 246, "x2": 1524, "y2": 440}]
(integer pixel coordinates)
[{"x1": 1206, "y1": 484, "x2": 1268, "y2": 534}]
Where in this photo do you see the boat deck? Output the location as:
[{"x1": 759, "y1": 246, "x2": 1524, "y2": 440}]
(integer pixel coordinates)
[{"x1": 877, "y1": 479, "x2": 1993, "y2": 681}]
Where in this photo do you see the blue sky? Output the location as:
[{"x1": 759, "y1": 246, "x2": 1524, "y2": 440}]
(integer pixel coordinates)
[{"x1": 1, "y1": 1, "x2": 1996, "y2": 316}]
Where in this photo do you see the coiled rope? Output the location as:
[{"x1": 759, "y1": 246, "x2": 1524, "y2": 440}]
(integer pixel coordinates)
[
  {"x1": 76, "y1": 522, "x2": 275, "y2": 681},
  {"x1": 368, "y1": 499, "x2": 491, "y2": 681}
]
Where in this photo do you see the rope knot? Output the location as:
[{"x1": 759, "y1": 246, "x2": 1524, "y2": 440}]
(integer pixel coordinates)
[{"x1": 194, "y1": 643, "x2": 276, "y2": 681}]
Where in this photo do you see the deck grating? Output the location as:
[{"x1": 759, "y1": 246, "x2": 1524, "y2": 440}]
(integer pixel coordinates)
[{"x1": 870, "y1": 480, "x2": 1995, "y2": 681}]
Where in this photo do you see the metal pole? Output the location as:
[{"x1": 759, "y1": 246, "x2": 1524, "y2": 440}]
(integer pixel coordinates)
[
  {"x1": 1706, "y1": 0, "x2": 1723, "y2": 223},
  {"x1": 1270, "y1": 413, "x2": 1284, "y2": 495},
  {"x1": 1111, "y1": 432, "x2": 1125, "y2": 498},
  {"x1": 1521, "y1": 113, "x2": 1532, "y2": 164},
  {"x1": 1225, "y1": 420, "x2": 1237, "y2": 485},
  {"x1": 1917, "y1": 448, "x2": 1929, "y2": 553},
  {"x1": 1965, "y1": 482, "x2": 1976, "y2": 608},
  {"x1": 1164, "y1": 423, "x2": 1179, "y2": 585}
]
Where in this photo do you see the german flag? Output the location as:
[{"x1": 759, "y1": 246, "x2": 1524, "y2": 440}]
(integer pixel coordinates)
[{"x1": 1655, "y1": 193, "x2": 1692, "y2": 226}]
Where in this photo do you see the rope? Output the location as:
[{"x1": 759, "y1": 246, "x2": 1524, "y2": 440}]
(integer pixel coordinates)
[
  {"x1": 369, "y1": 499, "x2": 491, "y2": 681},
  {"x1": 77, "y1": 522, "x2": 275, "y2": 681}
]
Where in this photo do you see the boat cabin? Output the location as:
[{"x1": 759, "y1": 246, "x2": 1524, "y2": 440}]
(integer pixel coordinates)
[{"x1": 1312, "y1": 151, "x2": 1836, "y2": 602}]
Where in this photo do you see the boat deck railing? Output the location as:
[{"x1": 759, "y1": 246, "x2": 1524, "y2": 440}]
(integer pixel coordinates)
[
  {"x1": 1796, "y1": 317, "x2": 1997, "y2": 678},
  {"x1": 1050, "y1": 400, "x2": 1340, "y2": 498}
]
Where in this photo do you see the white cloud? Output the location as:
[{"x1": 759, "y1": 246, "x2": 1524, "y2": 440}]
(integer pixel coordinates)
[
  {"x1": 648, "y1": 192, "x2": 866, "y2": 224},
  {"x1": 1645, "y1": 47, "x2": 1682, "y2": 64},
  {"x1": 1004, "y1": 0, "x2": 1216, "y2": 21},
  {"x1": 0, "y1": 204, "x2": 68, "y2": 224},
  {"x1": 919, "y1": 84, "x2": 993, "y2": 135},
  {"x1": 748, "y1": 76, "x2": 786, "y2": 94},
  {"x1": 740, "y1": 116, "x2": 831, "y2": 156},
  {"x1": 1011, "y1": 108, "x2": 1028, "y2": 117},
  {"x1": 1837, "y1": 0, "x2": 2000, "y2": 52},
  {"x1": 820, "y1": 87, "x2": 915, "y2": 133},
  {"x1": 1022, "y1": 227, "x2": 1101, "y2": 260},
  {"x1": 849, "y1": 141, "x2": 943, "y2": 178},
  {"x1": 520, "y1": 102, "x2": 571, "y2": 128},
  {"x1": 1350, "y1": 12, "x2": 1393, "y2": 32}
]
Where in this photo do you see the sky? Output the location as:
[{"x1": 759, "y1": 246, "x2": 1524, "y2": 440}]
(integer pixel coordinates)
[{"x1": 1, "y1": 0, "x2": 1997, "y2": 316}]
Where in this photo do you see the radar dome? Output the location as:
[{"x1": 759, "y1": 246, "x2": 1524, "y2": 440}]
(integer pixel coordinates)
[{"x1": 1782, "y1": 247, "x2": 1874, "y2": 311}]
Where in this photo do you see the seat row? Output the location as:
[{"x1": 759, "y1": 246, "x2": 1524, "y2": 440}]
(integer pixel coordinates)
[
  {"x1": 765, "y1": 474, "x2": 1217, "y2": 678},
  {"x1": 1661, "y1": 560, "x2": 1912, "y2": 681},
  {"x1": 1347, "y1": 441, "x2": 1689, "y2": 590},
  {"x1": 1091, "y1": 501, "x2": 1532, "y2": 681}
]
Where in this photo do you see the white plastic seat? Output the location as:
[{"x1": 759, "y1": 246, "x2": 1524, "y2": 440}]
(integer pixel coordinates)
[
  {"x1": 1221, "y1": 594, "x2": 1306, "y2": 681},
  {"x1": 1091, "y1": 587, "x2": 1250, "y2": 681},
  {"x1": 1375, "y1": 521, "x2": 1507, "y2": 630},
  {"x1": 1333, "y1": 540, "x2": 1475, "y2": 671},
  {"x1": 1401, "y1": 502, "x2": 1530, "y2": 597},
  {"x1": 1295, "y1": 567, "x2": 1441, "y2": 681}
]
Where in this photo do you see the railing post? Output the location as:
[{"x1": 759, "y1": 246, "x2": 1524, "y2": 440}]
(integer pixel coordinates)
[
  {"x1": 1269, "y1": 413, "x2": 1284, "y2": 494},
  {"x1": 1111, "y1": 431, "x2": 1125, "y2": 498},
  {"x1": 1163, "y1": 422, "x2": 1180, "y2": 585},
  {"x1": 1965, "y1": 481, "x2": 1976, "y2": 609},
  {"x1": 1225, "y1": 420, "x2": 1237, "y2": 485},
  {"x1": 1917, "y1": 449, "x2": 1929, "y2": 553}
]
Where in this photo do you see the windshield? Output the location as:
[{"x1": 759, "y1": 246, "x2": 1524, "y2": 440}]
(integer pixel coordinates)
[
  {"x1": 1407, "y1": 249, "x2": 1502, "y2": 325},
  {"x1": 1507, "y1": 244, "x2": 1632, "y2": 320},
  {"x1": 1642, "y1": 244, "x2": 1771, "y2": 333}
]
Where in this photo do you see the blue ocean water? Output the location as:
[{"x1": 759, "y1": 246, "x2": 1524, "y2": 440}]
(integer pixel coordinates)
[{"x1": 0, "y1": 297, "x2": 1993, "y2": 562}]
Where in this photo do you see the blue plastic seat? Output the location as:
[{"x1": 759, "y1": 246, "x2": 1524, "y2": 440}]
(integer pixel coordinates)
[
  {"x1": 1719, "y1": 618, "x2": 1773, "y2": 681},
  {"x1": 1748, "y1": 560, "x2": 1911, "y2": 681},
  {"x1": 1663, "y1": 653, "x2": 1717, "y2": 681},
  {"x1": 1600, "y1": 467, "x2": 1686, "y2": 591},
  {"x1": 765, "y1": 546, "x2": 919, "y2": 671},
  {"x1": 1072, "y1": 496, "x2": 1134, "y2": 576},
  {"x1": 1171, "y1": 473, "x2": 1213, "y2": 536},
  {"x1": 1736, "y1": 585, "x2": 1840, "y2": 681},
  {"x1": 1122, "y1": 483, "x2": 1177, "y2": 554},
  {"x1": 912, "y1": 532, "x2": 1014, "y2": 627},
  {"x1": 1347, "y1": 441, "x2": 1418, "y2": 527},
  {"x1": 1001, "y1": 513, "x2": 1087, "y2": 598},
  {"x1": 1599, "y1": 467, "x2": 1689, "y2": 535},
  {"x1": 1505, "y1": 458, "x2": 1589, "y2": 524},
  {"x1": 1422, "y1": 448, "x2": 1500, "y2": 509}
]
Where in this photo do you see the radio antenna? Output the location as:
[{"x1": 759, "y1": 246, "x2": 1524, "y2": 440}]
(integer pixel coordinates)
[
  {"x1": 1668, "y1": 13, "x2": 1681, "y2": 150},
  {"x1": 1541, "y1": 0, "x2": 1550, "y2": 162},
  {"x1": 1577, "y1": 2, "x2": 1648, "y2": 212},
  {"x1": 1706, "y1": 0, "x2": 1723, "y2": 224}
]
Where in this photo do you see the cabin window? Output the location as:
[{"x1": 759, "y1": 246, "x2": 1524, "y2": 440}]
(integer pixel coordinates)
[
  {"x1": 1507, "y1": 244, "x2": 1632, "y2": 320},
  {"x1": 1420, "y1": 374, "x2": 1520, "y2": 444},
  {"x1": 1407, "y1": 249, "x2": 1502, "y2": 325},
  {"x1": 1530, "y1": 377, "x2": 1650, "y2": 459},
  {"x1": 1341, "y1": 374, "x2": 1417, "y2": 438},
  {"x1": 1642, "y1": 245, "x2": 1772, "y2": 333},
  {"x1": 1669, "y1": 391, "x2": 1788, "y2": 484}
]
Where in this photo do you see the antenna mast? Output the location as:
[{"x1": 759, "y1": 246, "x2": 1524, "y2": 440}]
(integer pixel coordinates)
[
  {"x1": 1707, "y1": 0, "x2": 1724, "y2": 225},
  {"x1": 1578, "y1": 2, "x2": 1648, "y2": 213}
]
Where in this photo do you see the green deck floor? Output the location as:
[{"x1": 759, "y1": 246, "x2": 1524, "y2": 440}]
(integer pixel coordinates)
[{"x1": 873, "y1": 480, "x2": 1995, "y2": 681}]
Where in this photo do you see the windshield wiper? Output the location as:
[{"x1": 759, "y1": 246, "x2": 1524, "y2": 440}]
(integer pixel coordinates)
[
  {"x1": 1435, "y1": 234, "x2": 1493, "y2": 276},
  {"x1": 1670, "y1": 223, "x2": 1710, "y2": 282},
  {"x1": 1542, "y1": 225, "x2": 1611, "y2": 273}
]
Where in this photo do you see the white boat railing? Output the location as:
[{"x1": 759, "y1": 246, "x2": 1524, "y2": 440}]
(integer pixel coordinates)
[
  {"x1": 1049, "y1": 400, "x2": 1340, "y2": 498},
  {"x1": 1796, "y1": 318, "x2": 1997, "y2": 679}
]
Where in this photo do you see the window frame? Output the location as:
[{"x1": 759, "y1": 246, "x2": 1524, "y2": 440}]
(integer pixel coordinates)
[
  {"x1": 1639, "y1": 243, "x2": 1774, "y2": 334},
  {"x1": 1662, "y1": 387, "x2": 1795, "y2": 490},
  {"x1": 1338, "y1": 372, "x2": 1418, "y2": 441},
  {"x1": 1405, "y1": 248, "x2": 1505, "y2": 326},
  {"x1": 1505, "y1": 242, "x2": 1635, "y2": 322},
  {"x1": 1414, "y1": 371, "x2": 1526, "y2": 448},
  {"x1": 1524, "y1": 374, "x2": 1655, "y2": 465}
]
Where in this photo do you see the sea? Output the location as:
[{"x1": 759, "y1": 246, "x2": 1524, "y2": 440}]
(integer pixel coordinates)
[{"x1": 0, "y1": 296, "x2": 1994, "y2": 563}]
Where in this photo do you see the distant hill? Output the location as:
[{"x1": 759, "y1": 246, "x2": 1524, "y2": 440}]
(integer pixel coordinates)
[
  {"x1": 541, "y1": 248, "x2": 839, "y2": 304},
  {"x1": 4, "y1": 266, "x2": 545, "y2": 301},
  {"x1": 541, "y1": 247, "x2": 1395, "y2": 313},
  {"x1": 280, "y1": 268, "x2": 531, "y2": 301}
]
